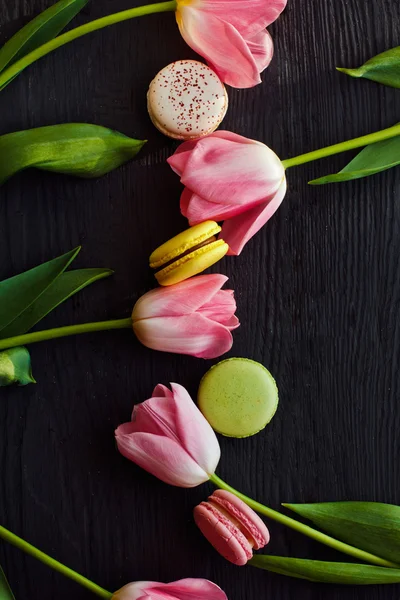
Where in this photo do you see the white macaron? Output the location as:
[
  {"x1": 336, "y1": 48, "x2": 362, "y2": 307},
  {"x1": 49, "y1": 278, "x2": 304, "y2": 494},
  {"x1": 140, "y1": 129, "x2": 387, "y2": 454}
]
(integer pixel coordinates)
[{"x1": 147, "y1": 60, "x2": 228, "y2": 140}]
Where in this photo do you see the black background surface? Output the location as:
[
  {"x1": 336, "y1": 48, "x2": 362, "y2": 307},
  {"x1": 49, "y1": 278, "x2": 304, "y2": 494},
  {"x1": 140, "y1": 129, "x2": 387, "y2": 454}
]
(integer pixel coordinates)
[{"x1": 0, "y1": 0, "x2": 399, "y2": 598}]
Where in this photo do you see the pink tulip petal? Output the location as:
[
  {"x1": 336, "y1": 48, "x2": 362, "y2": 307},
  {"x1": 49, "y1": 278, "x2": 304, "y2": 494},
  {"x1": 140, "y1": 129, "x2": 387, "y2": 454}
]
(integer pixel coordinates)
[
  {"x1": 170, "y1": 383, "x2": 221, "y2": 476},
  {"x1": 113, "y1": 581, "x2": 147, "y2": 600},
  {"x1": 198, "y1": 0, "x2": 288, "y2": 36},
  {"x1": 180, "y1": 187, "x2": 194, "y2": 216},
  {"x1": 199, "y1": 290, "x2": 240, "y2": 329},
  {"x1": 126, "y1": 397, "x2": 182, "y2": 438},
  {"x1": 132, "y1": 274, "x2": 228, "y2": 320},
  {"x1": 115, "y1": 429, "x2": 209, "y2": 487},
  {"x1": 113, "y1": 582, "x2": 170, "y2": 600},
  {"x1": 246, "y1": 29, "x2": 274, "y2": 73},
  {"x1": 133, "y1": 314, "x2": 234, "y2": 359},
  {"x1": 167, "y1": 140, "x2": 198, "y2": 176},
  {"x1": 180, "y1": 135, "x2": 284, "y2": 207},
  {"x1": 184, "y1": 192, "x2": 253, "y2": 224},
  {"x1": 167, "y1": 132, "x2": 253, "y2": 177},
  {"x1": 206, "y1": 130, "x2": 260, "y2": 145},
  {"x1": 152, "y1": 384, "x2": 174, "y2": 399},
  {"x1": 153, "y1": 579, "x2": 228, "y2": 600},
  {"x1": 114, "y1": 580, "x2": 227, "y2": 600},
  {"x1": 222, "y1": 177, "x2": 287, "y2": 255},
  {"x1": 177, "y1": 7, "x2": 261, "y2": 88}
]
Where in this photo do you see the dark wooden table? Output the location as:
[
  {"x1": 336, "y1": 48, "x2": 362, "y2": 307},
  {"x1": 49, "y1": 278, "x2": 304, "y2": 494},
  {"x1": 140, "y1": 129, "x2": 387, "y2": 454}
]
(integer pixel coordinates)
[{"x1": 0, "y1": 0, "x2": 399, "y2": 598}]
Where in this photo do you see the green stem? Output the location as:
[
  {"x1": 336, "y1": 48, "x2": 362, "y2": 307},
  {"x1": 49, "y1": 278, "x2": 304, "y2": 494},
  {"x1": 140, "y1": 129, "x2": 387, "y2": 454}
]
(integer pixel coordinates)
[
  {"x1": 209, "y1": 474, "x2": 399, "y2": 569},
  {"x1": 282, "y1": 123, "x2": 400, "y2": 169},
  {"x1": 0, "y1": 1, "x2": 177, "y2": 90},
  {"x1": 0, "y1": 318, "x2": 132, "y2": 351},
  {"x1": 0, "y1": 525, "x2": 112, "y2": 598}
]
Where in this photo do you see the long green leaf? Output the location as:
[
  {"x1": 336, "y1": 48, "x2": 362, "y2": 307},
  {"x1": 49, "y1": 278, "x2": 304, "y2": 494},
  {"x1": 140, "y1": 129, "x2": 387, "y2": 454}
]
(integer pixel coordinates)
[
  {"x1": 337, "y1": 46, "x2": 400, "y2": 89},
  {"x1": 0, "y1": 268, "x2": 113, "y2": 339},
  {"x1": 0, "y1": 0, "x2": 88, "y2": 75},
  {"x1": 0, "y1": 566, "x2": 15, "y2": 599},
  {"x1": 0, "y1": 247, "x2": 79, "y2": 333},
  {"x1": 309, "y1": 135, "x2": 400, "y2": 184},
  {"x1": 249, "y1": 555, "x2": 400, "y2": 584},
  {"x1": 0, "y1": 124, "x2": 146, "y2": 186},
  {"x1": 284, "y1": 502, "x2": 400, "y2": 564}
]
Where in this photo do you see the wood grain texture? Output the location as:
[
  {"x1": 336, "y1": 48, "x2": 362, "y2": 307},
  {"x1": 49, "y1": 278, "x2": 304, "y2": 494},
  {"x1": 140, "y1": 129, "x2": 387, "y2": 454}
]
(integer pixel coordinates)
[{"x1": 0, "y1": 0, "x2": 399, "y2": 598}]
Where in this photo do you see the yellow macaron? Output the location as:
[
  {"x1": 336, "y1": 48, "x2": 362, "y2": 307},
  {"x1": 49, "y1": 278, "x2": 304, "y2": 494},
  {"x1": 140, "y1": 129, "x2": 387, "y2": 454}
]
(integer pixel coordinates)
[{"x1": 150, "y1": 221, "x2": 229, "y2": 286}]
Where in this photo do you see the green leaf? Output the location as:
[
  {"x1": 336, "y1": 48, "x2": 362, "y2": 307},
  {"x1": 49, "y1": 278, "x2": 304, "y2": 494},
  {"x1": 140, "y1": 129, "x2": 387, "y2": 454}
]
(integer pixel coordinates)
[
  {"x1": 0, "y1": 124, "x2": 146, "y2": 185},
  {"x1": 309, "y1": 135, "x2": 400, "y2": 184},
  {"x1": 284, "y1": 502, "x2": 400, "y2": 564},
  {"x1": 337, "y1": 46, "x2": 400, "y2": 89},
  {"x1": 0, "y1": 247, "x2": 80, "y2": 333},
  {"x1": 0, "y1": 268, "x2": 113, "y2": 339},
  {"x1": 0, "y1": 566, "x2": 15, "y2": 599},
  {"x1": 0, "y1": 347, "x2": 35, "y2": 387},
  {"x1": 249, "y1": 555, "x2": 400, "y2": 584},
  {"x1": 0, "y1": 0, "x2": 88, "y2": 76}
]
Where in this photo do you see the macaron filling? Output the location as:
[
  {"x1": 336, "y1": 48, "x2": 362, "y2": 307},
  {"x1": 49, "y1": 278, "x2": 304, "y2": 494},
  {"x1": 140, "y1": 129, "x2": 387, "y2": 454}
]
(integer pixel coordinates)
[{"x1": 153, "y1": 237, "x2": 224, "y2": 276}]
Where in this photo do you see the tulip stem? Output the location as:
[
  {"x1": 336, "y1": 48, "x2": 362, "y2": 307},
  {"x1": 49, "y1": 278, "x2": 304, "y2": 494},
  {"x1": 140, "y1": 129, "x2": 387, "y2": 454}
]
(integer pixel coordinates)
[
  {"x1": 0, "y1": 525, "x2": 112, "y2": 598},
  {"x1": 282, "y1": 122, "x2": 400, "y2": 170},
  {"x1": 0, "y1": 318, "x2": 132, "y2": 351},
  {"x1": 0, "y1": 1, "x2": 177, "y2": 91},
  {"x1": 209, "y1": 474, "x2": 399, "y2": 569}
]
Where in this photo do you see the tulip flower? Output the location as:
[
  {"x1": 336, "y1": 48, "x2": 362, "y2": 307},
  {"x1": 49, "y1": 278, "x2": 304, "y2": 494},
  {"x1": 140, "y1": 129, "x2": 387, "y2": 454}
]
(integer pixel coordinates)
[
  {"x1": 132, "y1": 274, "x2": 239, "y2": 359},
  {"x1": 0, "y1": 275, "x2": 239, "y2": 361},
  {"x1": 0, "y1": 1, "x2": 287, "y2": 93},
  {"x1": 115, "y1": 383, "x2": 221, "y2": 487},
  {"x1": 0, "y1": 525, "x2": 228, "y2": 600},
  {"x1": 113, "y1": 579, "x2": 227, "y2": 600},
  {"x1": 168, "y1": 131, "x2": 287, "y2": 255},
  {"x1": 175, "y1": 0, "x2": 287, "y2": 88}
]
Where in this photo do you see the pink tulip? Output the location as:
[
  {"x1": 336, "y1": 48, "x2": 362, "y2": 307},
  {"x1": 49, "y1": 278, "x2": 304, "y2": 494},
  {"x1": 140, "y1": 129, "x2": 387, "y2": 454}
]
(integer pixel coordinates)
[
  {"x1": 115, "y1": 383, "x2": 221, "y2": 487},
  {"x1": 113, "y1": 579, "x2": 228, "y2": 600},
  {"x1": 175, "y1": 0, "x2": 287, "y2": 88},
  {"x1": 168, "y1": 131, "x2": 286, "y2": 256},
  {"x1": 131, "y1": 274, "x2": 239, "y2": 359}
]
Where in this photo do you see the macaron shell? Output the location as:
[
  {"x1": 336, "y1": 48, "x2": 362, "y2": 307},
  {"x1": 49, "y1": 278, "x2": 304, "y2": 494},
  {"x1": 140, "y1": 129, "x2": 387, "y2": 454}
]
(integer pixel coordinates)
[
  {"x1": 210, "y1": 490, "x2": 270, "y2": 550},
  {"x1": 150, "y1": 220, "x2": 221, "y2": 269},
  {"x1": 147, "y1": 60, "x2": 228, "y2": 140},
  {"x1": 194, "y1": 502, "x2": 253, "y2": 566},
  {"x1": 198, "y1": 358, "x2": 279, "y2": 438},
  {"x1": 155, "y1": 240, "x2": 229, "y2": 286}
]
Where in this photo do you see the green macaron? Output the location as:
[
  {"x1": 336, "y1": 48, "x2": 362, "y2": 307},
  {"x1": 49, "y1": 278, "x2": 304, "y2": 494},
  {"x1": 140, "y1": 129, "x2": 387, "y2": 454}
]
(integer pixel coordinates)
[{"x1": 198, "y1": 358, "x2": 279, "y2": 438}]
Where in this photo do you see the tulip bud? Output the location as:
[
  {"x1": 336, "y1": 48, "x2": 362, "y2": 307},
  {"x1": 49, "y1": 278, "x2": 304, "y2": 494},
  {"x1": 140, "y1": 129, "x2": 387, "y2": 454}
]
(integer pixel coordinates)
[
  {"x1": 168, "y1": 131, "x2": 287, "y2": 255},
  {"x1": 112, "y1": 579, "x2": 228, "y2": 600},
  {"x1": 115, "y1": 383, "x2": 221, "y2": 488},
  {"x1": 131, "y1": 274, "x2": 239, "y2": 359},
  {"x1": 0, "y1": 347, "x2": 36, "y2": 387}
]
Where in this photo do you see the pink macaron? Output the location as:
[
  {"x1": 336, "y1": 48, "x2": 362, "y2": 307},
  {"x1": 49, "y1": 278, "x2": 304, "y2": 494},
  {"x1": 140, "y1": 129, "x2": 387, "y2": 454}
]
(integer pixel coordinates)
[{"x1": 193, "y1": 490, "x2": 270, "y2": 566}]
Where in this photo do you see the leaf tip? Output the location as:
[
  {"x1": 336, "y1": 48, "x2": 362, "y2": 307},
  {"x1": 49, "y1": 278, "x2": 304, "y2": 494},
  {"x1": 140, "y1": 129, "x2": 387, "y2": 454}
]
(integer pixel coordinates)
[{"x1": 336, "y1": 67, "x2": 361, "y2": 78}]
